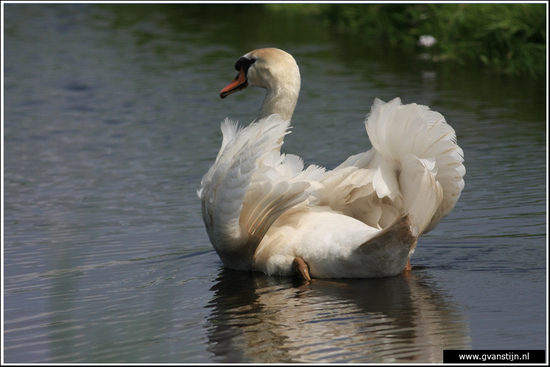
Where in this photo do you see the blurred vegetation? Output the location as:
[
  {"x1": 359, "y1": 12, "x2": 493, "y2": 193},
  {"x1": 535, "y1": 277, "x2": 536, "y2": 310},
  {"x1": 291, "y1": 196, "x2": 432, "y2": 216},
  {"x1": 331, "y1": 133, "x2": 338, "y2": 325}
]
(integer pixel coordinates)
[{"x1": 266, "y1": 3, "x2": 546, "y2": 80}]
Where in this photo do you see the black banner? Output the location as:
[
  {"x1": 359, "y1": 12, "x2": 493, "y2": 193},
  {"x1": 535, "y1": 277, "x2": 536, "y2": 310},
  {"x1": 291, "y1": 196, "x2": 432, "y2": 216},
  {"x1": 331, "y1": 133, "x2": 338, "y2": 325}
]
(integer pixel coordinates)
[{"x1": 443, "y1": 350, "x2": 546, "y2": 364}]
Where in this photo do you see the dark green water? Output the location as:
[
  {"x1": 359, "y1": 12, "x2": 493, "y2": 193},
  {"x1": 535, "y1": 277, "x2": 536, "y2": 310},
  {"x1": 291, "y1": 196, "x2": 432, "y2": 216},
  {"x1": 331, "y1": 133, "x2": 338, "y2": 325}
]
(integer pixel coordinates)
[{"x1": 3, "y1": 4, "x2": 546, "y2": 363}]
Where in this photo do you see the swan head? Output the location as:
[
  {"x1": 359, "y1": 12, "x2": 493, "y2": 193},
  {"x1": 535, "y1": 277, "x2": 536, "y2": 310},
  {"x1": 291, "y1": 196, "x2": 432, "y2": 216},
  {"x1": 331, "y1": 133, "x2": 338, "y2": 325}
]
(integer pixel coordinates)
[{"x1": 220, "y1": 48, "x2": 301, "y2": 121}]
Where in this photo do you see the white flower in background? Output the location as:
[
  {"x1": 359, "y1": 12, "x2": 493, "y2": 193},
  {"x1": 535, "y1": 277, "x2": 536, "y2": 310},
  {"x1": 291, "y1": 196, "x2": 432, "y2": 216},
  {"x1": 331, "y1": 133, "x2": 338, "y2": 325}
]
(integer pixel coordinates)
[{"x1": 418, "y1": 35, "x2": 437, "y2": 47}]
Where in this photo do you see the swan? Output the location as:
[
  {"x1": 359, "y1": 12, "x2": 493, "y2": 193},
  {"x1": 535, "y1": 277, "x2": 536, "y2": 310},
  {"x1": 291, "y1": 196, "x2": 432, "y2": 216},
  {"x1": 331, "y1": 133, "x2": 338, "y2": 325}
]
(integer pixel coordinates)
[{"x1": 198, "y1": 48, "x2": 465, "y2": 279}]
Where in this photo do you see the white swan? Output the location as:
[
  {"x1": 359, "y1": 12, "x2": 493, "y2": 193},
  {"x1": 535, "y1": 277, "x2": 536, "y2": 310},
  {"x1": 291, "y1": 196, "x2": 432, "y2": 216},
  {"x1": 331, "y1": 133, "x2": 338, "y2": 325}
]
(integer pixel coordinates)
[{"x1": 198, "y1": 48, "x2": 465, "y2": 279}]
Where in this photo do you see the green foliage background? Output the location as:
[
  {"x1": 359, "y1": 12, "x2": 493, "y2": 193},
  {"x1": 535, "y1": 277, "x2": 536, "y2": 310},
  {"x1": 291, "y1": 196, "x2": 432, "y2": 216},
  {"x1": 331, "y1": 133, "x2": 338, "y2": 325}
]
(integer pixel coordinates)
[{"x1": 267, "y1": 3, "x2": 546, "y2": 79}]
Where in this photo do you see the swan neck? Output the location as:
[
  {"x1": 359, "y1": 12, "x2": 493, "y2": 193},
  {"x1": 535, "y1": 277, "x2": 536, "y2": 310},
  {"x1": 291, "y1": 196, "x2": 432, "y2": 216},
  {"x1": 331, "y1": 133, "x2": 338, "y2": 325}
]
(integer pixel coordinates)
[{"x1": 256, "y1": 80, "x2": 300, "y2": 122}]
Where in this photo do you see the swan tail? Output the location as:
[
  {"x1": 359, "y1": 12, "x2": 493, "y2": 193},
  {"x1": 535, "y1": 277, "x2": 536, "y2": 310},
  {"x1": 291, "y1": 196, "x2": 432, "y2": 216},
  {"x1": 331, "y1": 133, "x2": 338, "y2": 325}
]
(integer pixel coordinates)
[
  {"x1": 365, "y1": 98, "x2": 465, "y2": 235},
  {"x1": 357, "y1": 214, "x2": 417, "y2": 277}
]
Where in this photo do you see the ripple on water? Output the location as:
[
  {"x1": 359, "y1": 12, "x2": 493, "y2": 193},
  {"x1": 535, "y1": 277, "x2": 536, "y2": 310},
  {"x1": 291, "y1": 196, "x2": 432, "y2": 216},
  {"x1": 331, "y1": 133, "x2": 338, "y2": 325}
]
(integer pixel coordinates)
[{"x1": 205, "y1": 270, "x2": 471, "y2": 363}]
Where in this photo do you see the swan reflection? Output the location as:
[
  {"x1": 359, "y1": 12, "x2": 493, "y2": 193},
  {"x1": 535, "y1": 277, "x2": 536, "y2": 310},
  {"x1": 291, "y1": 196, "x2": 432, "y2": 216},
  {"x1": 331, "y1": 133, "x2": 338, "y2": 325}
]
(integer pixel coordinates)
[{"x1": 205, "y1": 268, "x2": 471, "y2": 363}]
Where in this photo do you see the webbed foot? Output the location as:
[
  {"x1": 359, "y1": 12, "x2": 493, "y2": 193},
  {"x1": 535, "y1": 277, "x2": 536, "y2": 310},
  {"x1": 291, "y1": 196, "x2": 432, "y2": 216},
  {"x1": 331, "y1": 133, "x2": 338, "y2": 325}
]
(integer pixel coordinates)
[
  {"x1": 403, "y1": 258, "x2": 411, "y2": 271},
  {"x1": 402, "y1": 259, "x2": 412, "y2": 278},
  {"x1": 292, "y1": 256, "x2": 311, "y2": 281}
]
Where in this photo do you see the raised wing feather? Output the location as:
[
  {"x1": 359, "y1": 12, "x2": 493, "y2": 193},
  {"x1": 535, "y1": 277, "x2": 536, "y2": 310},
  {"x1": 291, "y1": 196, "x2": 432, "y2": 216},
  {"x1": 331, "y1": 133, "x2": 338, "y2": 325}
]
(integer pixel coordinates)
[
  {"x1": 198, "y1": 114, "x2": 318, "y2": 270},
  {"x1": 315, "y1": 98, "x2": 464, "y2": 236}
]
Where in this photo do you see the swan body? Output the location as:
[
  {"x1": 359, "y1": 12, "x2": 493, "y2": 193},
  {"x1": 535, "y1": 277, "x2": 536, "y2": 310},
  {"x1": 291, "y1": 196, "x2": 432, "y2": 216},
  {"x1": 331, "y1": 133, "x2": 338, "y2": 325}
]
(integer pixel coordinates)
[{"x1": 198, "y1": 48, "x2": 465, "y2": 279}]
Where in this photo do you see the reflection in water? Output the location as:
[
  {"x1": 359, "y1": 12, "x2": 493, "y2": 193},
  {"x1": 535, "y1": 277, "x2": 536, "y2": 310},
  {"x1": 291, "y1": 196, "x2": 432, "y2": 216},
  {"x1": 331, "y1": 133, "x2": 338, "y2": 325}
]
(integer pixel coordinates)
[{"x1": 205, "y1": 269, "x2": 471, "y2": 363}]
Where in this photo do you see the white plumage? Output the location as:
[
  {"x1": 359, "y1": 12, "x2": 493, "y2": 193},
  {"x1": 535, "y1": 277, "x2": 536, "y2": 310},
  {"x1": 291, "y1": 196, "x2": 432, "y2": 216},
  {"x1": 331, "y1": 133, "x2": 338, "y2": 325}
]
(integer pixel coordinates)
[{"x1": 198, "y1": 48, "x2": 465, "y2": 279}]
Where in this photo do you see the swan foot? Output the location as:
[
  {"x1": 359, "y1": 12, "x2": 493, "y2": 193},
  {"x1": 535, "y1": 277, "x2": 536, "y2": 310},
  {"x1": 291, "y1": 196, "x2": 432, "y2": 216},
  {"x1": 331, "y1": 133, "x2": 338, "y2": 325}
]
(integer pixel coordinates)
[
  {"x1": 401, "y1": 259, "x2": 412, "y2": 279},
  {"x1": 402, "y1": 258, "x2": 412, "y2": 273},
  {"x1": 401, "y1": 259, "x2": 412, "y2": 278},
  {"x1": 292, "y1": 257, "x2": 311, "y2": 281}
]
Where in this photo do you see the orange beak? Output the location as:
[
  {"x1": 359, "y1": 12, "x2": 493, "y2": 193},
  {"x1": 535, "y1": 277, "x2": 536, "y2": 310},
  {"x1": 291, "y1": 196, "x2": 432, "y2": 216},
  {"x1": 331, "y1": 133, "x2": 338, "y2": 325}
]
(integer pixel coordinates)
[{"x1": 220, "y1": 68, "x2": 248, "y2": 99}]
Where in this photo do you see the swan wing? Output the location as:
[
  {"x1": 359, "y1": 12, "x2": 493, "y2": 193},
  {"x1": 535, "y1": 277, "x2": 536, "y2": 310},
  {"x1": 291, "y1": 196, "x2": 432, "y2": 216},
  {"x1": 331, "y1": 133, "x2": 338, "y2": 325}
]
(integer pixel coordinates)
[
  {"x1": 199, "y1": 114, "x2": 317, "y2": 270},
  {"x1": 318, "y1": 98, "x2": 464, "y2": 236},
  {"x1": 365, "y1": 97, "x2": 465, "y2": 235}
]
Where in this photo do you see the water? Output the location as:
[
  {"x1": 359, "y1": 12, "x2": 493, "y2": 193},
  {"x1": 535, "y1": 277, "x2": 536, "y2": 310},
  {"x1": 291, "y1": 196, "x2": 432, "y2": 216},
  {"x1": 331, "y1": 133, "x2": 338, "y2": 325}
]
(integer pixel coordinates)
[{"x1": 3, "y1": 4, "x2": 547, "y2": 363}]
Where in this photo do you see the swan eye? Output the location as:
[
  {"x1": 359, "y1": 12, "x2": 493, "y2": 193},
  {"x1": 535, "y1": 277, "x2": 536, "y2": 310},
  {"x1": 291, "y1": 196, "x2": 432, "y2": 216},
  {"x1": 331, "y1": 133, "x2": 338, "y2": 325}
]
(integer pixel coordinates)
[{"x1": 234, "y1": 57, "x2": 256, "y2": 74}]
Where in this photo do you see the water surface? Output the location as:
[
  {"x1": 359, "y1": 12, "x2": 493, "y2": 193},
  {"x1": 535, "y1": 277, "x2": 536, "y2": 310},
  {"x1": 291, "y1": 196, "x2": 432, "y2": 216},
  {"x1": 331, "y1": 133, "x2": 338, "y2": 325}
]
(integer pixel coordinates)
[{"x1": 3, "y1": 4, "x2": 547, "y2": 363}]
